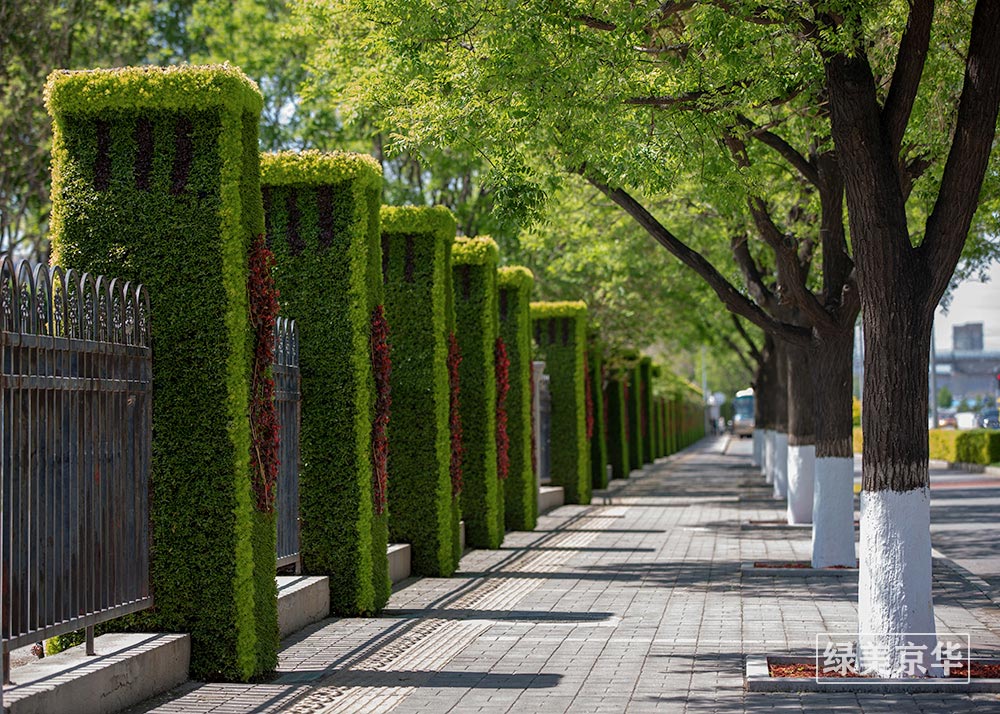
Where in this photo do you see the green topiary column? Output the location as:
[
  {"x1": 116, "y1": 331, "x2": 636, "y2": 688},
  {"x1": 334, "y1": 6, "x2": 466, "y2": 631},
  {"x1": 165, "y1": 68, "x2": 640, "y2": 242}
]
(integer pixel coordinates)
[
  {"x1": 47, "y1": 65, "x2": 275, "y2": 681},
  {"x1": 382, "y1": 206, "x2": 461, "y2": 576},
  {"x1": 497, "y1": 267, "x2": 537, "y2": 531},
  {"x1": 451, "y1": 237, "x2": 504, "y2": 549},
  {"x1": 657, "y1": 396, "x2": 667, "y2": 458},
  {"x1": 639, "y1": 357, "x2": 654, "y2": 465},
  {"x1": 588, "y1": 340, "x2": 608, "y2": 489},
  {"x1": 604, "y1": 371, "x2": 629, "y2": 480},
  {"x1": 260, "y1": 151, "x2": 389, "y2": 615},
  {"x1": 621, "y1": 353, "x2": 642, "y2": 472},
  {"x1": 531, "y1": 302, "x2": 590, "y2": 505}
]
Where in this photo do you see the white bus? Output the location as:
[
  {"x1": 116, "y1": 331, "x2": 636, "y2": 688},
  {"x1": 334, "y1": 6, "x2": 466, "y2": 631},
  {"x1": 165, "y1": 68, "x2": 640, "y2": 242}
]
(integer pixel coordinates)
[{"x1": 733, "y1": 388, "x2": 755, "y2": 437}]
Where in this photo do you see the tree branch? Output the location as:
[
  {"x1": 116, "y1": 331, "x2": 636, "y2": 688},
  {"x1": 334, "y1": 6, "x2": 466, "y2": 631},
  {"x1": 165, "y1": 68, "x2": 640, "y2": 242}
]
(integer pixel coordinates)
[
  {"x1": 738, "y1": 115, "x2": 820, "y2": 187},
  {"x1": 722, "y1": 334, "x2": 756, "y2": 376},
  {"x1": 921, "y1": 0, "x2": 1000, "y2": 306},
  {"x1": 731, "y1": 313, "x2": 763, "y2": 365},
  {"x1": 882, "y1": 0, "x2": 934, "y2": 159},
  {"x1": 730, "y1": 233, "x2": 775, "y2": 310},
  {"x1": 626, "y1": 83, "x2": 803, "y2": 112},
  {"x1": 585, "y1": 174, "x2": 811, "y2": 345},
  {"x1": 575, "y1": 15, "x2": 616, "y2": 31}
]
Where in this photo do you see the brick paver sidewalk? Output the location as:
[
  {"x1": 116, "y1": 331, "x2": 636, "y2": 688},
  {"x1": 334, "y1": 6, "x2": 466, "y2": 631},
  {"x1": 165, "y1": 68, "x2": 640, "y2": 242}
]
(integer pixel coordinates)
[{"x1": 132, "y1": 437, "x2": 1000, "y2": 713}]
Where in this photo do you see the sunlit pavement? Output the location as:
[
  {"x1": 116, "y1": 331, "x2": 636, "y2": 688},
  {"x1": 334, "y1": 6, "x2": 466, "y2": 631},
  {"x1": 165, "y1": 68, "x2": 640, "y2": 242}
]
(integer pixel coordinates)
[{"x1": 131, "y1": 437, "x2": 1000, "y2": 713}]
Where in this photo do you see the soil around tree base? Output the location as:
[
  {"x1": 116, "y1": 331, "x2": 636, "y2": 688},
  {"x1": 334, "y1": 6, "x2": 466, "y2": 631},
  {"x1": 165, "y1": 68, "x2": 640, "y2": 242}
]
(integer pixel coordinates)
[{"x1": 769, "y1": 661, "x2": 1000, "y2": 679}]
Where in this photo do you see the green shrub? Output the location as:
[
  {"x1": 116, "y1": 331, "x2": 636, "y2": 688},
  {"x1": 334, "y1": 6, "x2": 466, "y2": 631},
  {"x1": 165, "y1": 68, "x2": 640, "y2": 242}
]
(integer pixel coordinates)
[
  {"x1": 47, "y1": 65, "x2": 274, "y2": 681},
  {"x1": 639, "y1": 357, "x2": 654, "y2": 465},
  {"x1": 927, "y1": 429, "x2": 1000, "y2": 465},
  {"x1": 260, "y1": 150, "x2": 389, "y2": 615},
  {"x1": 649, "y1": 396, "x2": 663, "y2": 461},
  {"x1": 382, "y1": 206, "x2": 461, "y2": 576},
  {"x1": 531, "y1": 301, "x2": 590, "y2": 504},
  {"x1": 588, "y1": 340, "x2": 608, "y2": 489},
  {"x1": 498, "y1": 266, "x2": 537, "y2": 531},
  {"x1": 452, "y1": 237, "x2": 503, "y2": 548},
  {"x1": 604, "y1": 372, "x2": 629, "y2": 480},
  {"x1": 620, "y1": 352, "x2": 642, "y2": 471}
]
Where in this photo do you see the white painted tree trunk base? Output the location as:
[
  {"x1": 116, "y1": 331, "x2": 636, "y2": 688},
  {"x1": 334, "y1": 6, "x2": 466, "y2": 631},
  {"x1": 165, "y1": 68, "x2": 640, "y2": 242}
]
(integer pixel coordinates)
[
  {"x1": 811, "y1": 457, "x2": 856, "y2": 568},
  {"x1": 772, "y1": 432, "x2": 788, "y2": 499},
  {"x1": 786, "y1": 444, "x2": 815, "y2": 524},
  {"x1": 751, "y1": 429, "x2": 763, "y2": 468},
  {"x1": 763, "y1": 430, "x2": 775, "y2": 483},
  {"x1": 858, "y1": 487, "x2": 939, "y2": 677}
]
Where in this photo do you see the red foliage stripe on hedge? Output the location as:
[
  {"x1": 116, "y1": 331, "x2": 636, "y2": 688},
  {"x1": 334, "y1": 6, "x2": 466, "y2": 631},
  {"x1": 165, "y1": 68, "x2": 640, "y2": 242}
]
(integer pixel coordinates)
[
  {"x1": 495, "y1": 337, "x2": 510, "y2": 480},
  {"x1": 248, "y1": 234, "x2": 280, "y2": 514},
  {"x1": 448, "y1": 332, "x2": 464, "y2": 497},
  {"x1": 370, "y1": 305, "x2": 392, "y2": 515}
]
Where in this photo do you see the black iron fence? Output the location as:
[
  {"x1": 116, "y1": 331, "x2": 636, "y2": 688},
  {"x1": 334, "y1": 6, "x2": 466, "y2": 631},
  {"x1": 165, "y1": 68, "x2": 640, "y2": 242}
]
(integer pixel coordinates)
[
  {"x1": 273, "y1": 317, "x2": 300, "y2": 570},
  {"x1": 0, "y1": 259, "x2": 153, "y2": 662},
  {"x1": 532, "y1": 361, "x2": 551, "y2": 486}
]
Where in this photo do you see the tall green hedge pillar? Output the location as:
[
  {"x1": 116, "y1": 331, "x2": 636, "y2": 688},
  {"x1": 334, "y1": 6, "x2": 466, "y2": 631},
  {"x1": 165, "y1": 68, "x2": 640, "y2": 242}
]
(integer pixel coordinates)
[
  {"x1": 382, "y1": 206, "x2": 461, "y2": 576},
  {"x1": 452, "y1": 237, "x2": 504, "y2": 549},
  {"x1": 498, "y1": 267, "x2": 537, "y2": 531},
  {"x1": 622, "y1": 354, "x2": 642, "y2": 472},
  {"x1": 47, "y1": 65, "x2": 275, "y2": 681},
  {"x1": 639, "y1": 357, "x2": 654, "y2": 465},
  {"x1": 604, "y1": 372, "x2": 629, "y2": 480},
  {"x1": 260, "y1": 151, "x2": 389, "y2": 615},
  {"x1": 588, "y1": 340, "x2": 608, "y2": 489},
  {"x1": 531, "y1": 302, "x2": 590, "y2": 505}
]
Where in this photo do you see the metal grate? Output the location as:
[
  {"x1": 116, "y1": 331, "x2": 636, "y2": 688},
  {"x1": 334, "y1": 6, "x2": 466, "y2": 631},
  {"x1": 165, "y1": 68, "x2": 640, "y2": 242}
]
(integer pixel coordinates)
[
  {"x1": 273, "y1": 317, "x2": 301, "y2": 570},
  {"x1": 0, "y1": 258, "x2": 153, "y2": 655}
]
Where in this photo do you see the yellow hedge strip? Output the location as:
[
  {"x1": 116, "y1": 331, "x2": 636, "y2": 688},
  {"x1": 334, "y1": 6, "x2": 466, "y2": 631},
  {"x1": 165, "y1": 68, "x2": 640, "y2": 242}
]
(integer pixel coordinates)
[{"x1": 853, "y1": 427, "x2": 1000, "y2": 465}]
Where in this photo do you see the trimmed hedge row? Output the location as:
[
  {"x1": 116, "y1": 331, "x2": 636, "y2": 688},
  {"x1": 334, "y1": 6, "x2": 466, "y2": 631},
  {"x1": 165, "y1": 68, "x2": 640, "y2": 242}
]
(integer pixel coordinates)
[
  {"x1": 498, "y1": 266, "x2": 537, "y2": 531},
  {"x1": 639, "y1": 357, "x2": 654, "y2": 465},
  {"x1": 604, "y1": 372, "x2": 629, "y2": 479},
  {"x1": 623, "y1": 356, "x2": 642, "y2": 472},
  {"x1": 260, "y1": 150, "x2": 388, "y2": 615},
  {"x1": 382, "y1": 206, "x2": 461, "y2": 576},
  {"x1": 531, "y1": 301, "x2": 591, "y2": 505},
  {"x1": 588, "y1": 340, "x2": 608, "y2": 489},
  {"x1": 854, "y1": 427, "x2": 1000, "y2": 465},
  {"x1": 47, "y1": 65, "x2": 275, "y2": 681},
  {"x1": 452, "y1": 237, "x2": 504, "y2": 549}
]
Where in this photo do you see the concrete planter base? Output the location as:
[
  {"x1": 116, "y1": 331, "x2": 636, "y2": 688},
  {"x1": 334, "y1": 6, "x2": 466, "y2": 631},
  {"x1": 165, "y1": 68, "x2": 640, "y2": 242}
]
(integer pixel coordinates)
[
  {"x1": 388, "y1": 543, "x2": 412, "y2": 584},
  {"x1": 2, "y1": 633, "x2": 189, "y2": 714},
  {"x1": 277, "y1": 576, "x2": 330, "y2": 639},
  {"x1": 538, "y1": 486, "x2": 565, "y2": 514}
]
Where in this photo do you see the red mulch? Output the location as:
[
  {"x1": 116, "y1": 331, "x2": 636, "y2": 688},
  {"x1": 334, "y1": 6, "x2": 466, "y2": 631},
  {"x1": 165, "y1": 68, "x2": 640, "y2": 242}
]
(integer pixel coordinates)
[
  {"x1": 753, "y1": 561, "x2": 856, "y2": 569},
  {"x1": 747, "y1": 519, "x2": 859, "y2": 525},
  {"x1": 769, "y1": 661, "x2": 1000, "y2": 679}
]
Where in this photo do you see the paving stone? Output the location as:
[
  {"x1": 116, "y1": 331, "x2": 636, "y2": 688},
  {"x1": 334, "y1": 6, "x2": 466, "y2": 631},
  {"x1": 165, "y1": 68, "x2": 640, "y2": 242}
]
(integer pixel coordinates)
[{"x1": 126, "y1": 437, "x2": 1000, "y2": 713}]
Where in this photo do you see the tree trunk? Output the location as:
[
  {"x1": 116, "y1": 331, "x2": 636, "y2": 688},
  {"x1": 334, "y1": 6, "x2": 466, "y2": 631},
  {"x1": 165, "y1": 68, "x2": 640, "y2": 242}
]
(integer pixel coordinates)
[
  {"x1": 752, "y1": 335, "x2": 775, "y2": 473},
  {"x1": 810, "y1": 329, "x2": 857, "y2": 567},
  {"x1": 786, "y1": 343, "x2": 815, "y2": 524},
  {"x1": 759, "y1": 337, "x2": 779, "y2": 483},
  {"x1": 857, "y1": 297, "x2": 936, "y2": 674},
  {"x1": 771, "y1": 340, "x2": 789, "y2": 499}
]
